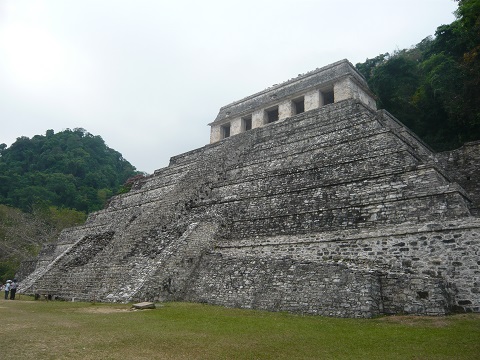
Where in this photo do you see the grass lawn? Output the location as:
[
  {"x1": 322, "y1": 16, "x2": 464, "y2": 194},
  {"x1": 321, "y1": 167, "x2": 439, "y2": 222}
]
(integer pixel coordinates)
[{"x1": 0, "y1": 298, "x2": 479, "y2": 359}]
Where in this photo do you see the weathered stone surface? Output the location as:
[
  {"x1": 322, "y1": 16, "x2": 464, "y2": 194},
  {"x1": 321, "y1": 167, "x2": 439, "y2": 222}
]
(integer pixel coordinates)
[
  {"x1": 209, "y1": 60, "x2": 377, "y2": 143},
  {"x1": 19, "y1": 61, "x2": 480, "y2": 318},
  {"x1": 436, "y1": 140, "x2": 480, "y2": 214},
  {"x1": 132, "y1": 302, "x2": 156, "y2": 310}
]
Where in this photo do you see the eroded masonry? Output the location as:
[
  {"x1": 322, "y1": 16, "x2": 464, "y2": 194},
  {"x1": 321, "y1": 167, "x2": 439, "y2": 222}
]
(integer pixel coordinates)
[{"x1": 20, "y1": 60, "x2": 480, "y2": 317}]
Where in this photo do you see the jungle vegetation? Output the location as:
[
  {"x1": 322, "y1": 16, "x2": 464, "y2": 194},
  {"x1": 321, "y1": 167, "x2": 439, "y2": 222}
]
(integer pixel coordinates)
[
  {"x1": 356, "y1": 0, "x2": 480, "y2": 151},
  {"x1": 0, "y1": 128, "x2": 139, "y2": 213}
]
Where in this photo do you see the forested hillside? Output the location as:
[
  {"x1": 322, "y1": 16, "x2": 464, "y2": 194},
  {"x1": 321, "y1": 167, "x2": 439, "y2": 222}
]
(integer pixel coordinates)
[
  {"x1": 0, "y1": 128, "x2": 140, "y2": 282},
  {"x1": 356, "y1": 0, "x2": 480, "y2": 151},
  {"x1": 0, "y1": 128, "x2": 139, "y2": 213}
]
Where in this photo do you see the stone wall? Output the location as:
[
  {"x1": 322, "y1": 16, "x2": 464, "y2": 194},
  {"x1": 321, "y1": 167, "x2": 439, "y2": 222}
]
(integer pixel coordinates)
[
  {"x1": 185, "y1": 254, "x2": 454, "y2": 317},
  {"x1": 20, "y1": 95, "x2": 480, "y2": 317},
  {"x1": 193, "y1": 219, "x2": 480, "y2": 316},
  {"x1": 436, "y1": 141, "x2": 480, "y2": 214},
  {"x1": 186, "y1": 255, "x2": 384, "y2": 318}
]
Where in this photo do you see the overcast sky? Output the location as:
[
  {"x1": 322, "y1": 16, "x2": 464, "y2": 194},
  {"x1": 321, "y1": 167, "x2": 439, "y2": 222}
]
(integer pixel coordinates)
[{"x1": 0, "y1": 0, "x2": 458, "y2": 174}]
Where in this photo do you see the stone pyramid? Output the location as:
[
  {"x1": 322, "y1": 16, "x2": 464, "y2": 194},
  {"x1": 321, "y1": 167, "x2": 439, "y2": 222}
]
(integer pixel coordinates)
[{"x1": 20, "y1": 60, "x2": 480, "y2": 317}]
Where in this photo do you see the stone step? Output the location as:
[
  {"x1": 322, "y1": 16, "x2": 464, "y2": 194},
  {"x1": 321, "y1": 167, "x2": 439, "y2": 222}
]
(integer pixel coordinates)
[
  {"x1": 224, "y1": 147, "x2": 420, "y2": 188},
  {"x1": 225, "y1": 191, "x2": 470, "y2": 239},
  {"x1": 209, "y1": 166, "x2": 453, "y2": 208},
  {"x1": 222, "y1": 131, "x2": 415, "y2": 182}
]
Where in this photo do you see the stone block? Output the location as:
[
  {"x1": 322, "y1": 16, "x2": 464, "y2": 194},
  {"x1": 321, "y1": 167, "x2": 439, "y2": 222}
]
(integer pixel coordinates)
[{"x1": 132, "y1": 302, "x2": 156, "y2": 310}]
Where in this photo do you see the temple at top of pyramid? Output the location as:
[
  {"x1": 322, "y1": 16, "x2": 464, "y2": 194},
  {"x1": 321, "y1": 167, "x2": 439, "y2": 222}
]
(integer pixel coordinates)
[
  {"x1": 209, "y1": 59, "x2": 377, "y2": 143},
  {"x1": 19, "y1": 59, "x2": 480, "y2": 318}
]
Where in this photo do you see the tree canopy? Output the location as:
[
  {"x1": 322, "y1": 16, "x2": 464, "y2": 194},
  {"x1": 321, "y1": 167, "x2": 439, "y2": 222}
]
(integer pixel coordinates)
[
  {"x1": 0, "y1": 128, "x2": 140, "y2": 213},
  {"x1": 356, "y1": 0, "x2": 480, "y2": 151}
]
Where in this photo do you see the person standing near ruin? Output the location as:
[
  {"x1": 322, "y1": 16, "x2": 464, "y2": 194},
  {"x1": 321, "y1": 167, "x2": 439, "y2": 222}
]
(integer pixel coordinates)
[
  {"x1": 4, "y1": 280, "x2": 11, "y2": 300},
  {"x1": 9, "y1": 279, "x2": 17, "y2": 300}
]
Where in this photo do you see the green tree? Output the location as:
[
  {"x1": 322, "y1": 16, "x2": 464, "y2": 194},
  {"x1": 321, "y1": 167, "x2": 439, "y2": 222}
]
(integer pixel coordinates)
[
  {"x1": 356, "y1": 0, "x2": 480, "y2": 151},
  {"x1": 0, "y1": 129, "x2": 141, "y2": 213}
]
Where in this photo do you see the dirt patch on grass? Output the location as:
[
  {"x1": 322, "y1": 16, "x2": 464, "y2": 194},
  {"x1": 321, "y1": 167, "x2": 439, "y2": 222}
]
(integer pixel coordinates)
[
  {"x1": 377, "y1": 315, "x2": 449, "y2": 327},
  {"x1": 76, "y1": 306, "x2": 131, "y2": 314},
  {"x1": 0, "y1": 322, "x2": 33, "y2": 331},
  {"x1": 377, "y1": 313, "x2": 480, "y2": 327}
]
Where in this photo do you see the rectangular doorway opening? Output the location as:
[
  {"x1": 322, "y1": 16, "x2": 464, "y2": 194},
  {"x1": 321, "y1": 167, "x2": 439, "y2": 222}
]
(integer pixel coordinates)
[
  {"x1": 242, "y1": 115, "x2": 252, "y2": 131},
  {"x1": 293, "y1": 97, "x2": 305, "y2": 114},
  {"x1": 221, "y1": 123, "x2": 231, "y2": 139},
  {"x1": 322, "y1": 89, "x2": 334, "y2": 105},
  {"x1": 266, "y1": 107, "x2": 279, "y2": 123}
]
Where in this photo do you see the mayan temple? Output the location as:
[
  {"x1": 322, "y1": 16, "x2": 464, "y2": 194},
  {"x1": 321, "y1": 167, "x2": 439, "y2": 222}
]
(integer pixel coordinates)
[{"x1": 20, "y1": 60, "x2": 480, "y2": 317}]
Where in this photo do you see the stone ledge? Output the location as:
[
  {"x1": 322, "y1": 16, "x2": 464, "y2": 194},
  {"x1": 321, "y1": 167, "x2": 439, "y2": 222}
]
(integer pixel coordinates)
[{"x1": 217, "y1": 218, "x2": 480, "y2": 248}]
